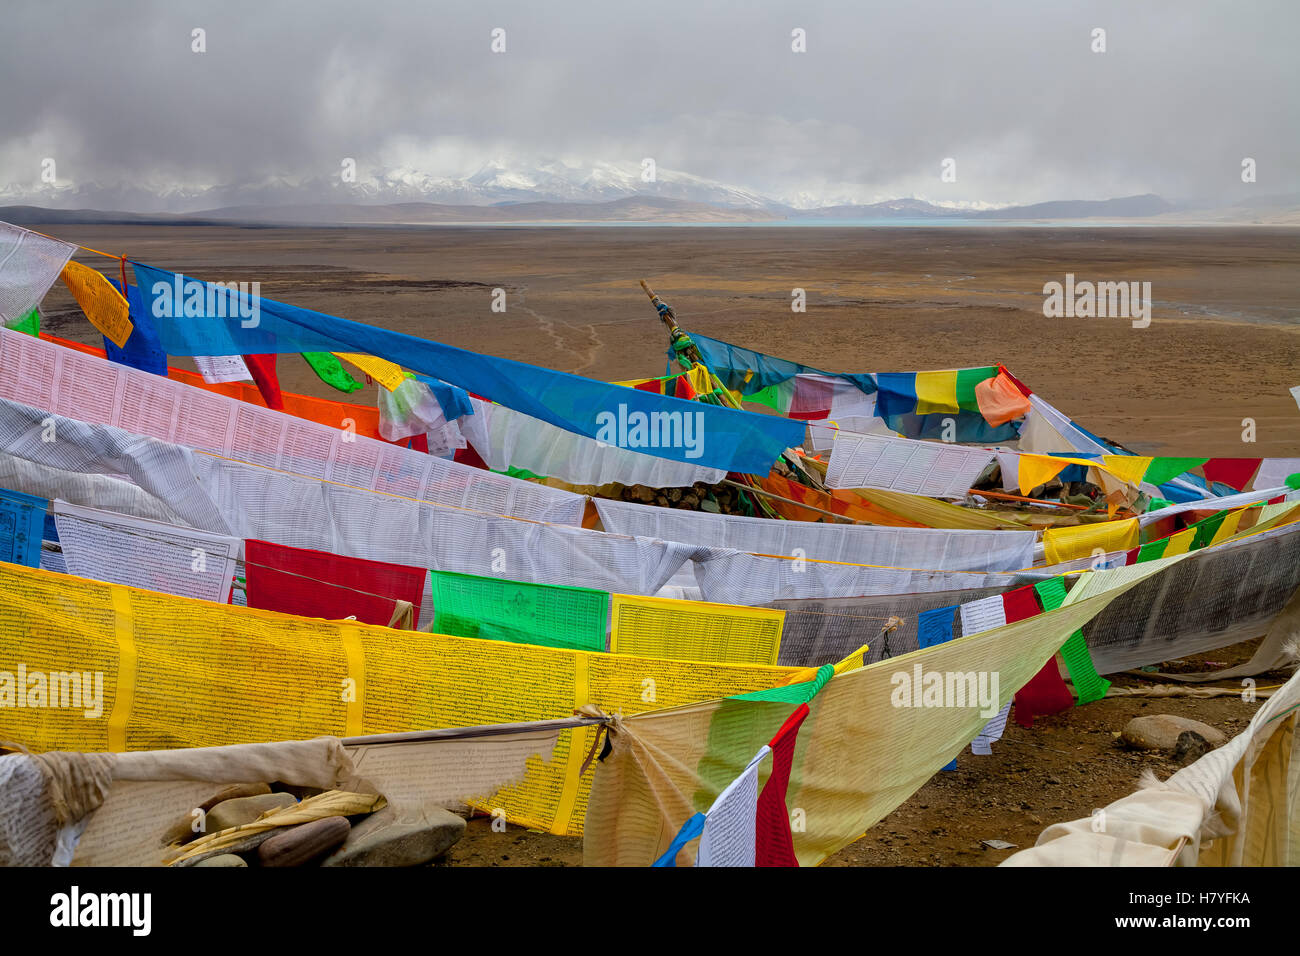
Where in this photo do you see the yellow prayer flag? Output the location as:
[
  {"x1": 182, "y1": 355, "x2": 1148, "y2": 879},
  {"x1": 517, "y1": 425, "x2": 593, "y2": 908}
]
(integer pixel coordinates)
[
  {"x1": 332, "y1": 352, "x2": 407, "y2": 391},
  {"x1": 1100, "y1": 455, "x2": 1154, "y2": 488},
  {"x1": 1209, "y1": 508, "x2": 1245, "y2": 546},
  {"x1": 60, "y1": 260, "x2": 133, "y2": 348},
  {"x1": 1043, "y1": 517, "x2": 1140, "y2": 565},
  {"x1": 915, "y1": 370, "x2": 960, "y2": 415},
  {"x1": 1163, "y1": 527, "x2": 1196, "y2": 556},
  {"x1": 1019, "y1": 453, "x2": 1150, "y2": 498},
  {"x1": 685, "y1": 364, "x2": 714, "y2": 397},
  {"x1": 1017, "y1": 454, "x2": 1074, "y2": 495},
  {"x1": 609, "y1": 593, "x2": 784, "y2": 665}
]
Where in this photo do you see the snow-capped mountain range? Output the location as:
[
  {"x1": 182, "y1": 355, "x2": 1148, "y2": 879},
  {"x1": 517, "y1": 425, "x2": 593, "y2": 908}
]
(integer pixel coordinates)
[
  {"x1": 4, "y1": 158, "x2": 1276, "y2": 224},
  {"x1": 0, "y1": 158, "x2": 990, "y2": 214}
]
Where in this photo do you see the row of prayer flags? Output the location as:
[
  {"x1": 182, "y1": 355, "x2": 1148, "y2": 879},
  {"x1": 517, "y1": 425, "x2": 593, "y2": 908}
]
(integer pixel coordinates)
[
  {"x1": 72, "y1": 271, "x2": 402, "y2": 407},
  {"x1": 613, "y1": 366, "x2": 708, "y2": 401}
]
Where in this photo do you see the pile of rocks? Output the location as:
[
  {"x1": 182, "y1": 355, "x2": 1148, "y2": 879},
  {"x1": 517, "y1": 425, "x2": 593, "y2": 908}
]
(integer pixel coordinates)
[
  {"x1": 169, "y1": 783, "x2": 466, "y2": 868},
  {"x1": 614, "y1": 480, "x2": 752, "y2": 515}
]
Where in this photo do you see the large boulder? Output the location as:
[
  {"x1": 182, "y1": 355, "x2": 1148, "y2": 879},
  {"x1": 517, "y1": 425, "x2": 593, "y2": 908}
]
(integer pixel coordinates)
[{"x1": 1120, "y1": 714, "x2": 1226, "y2": 752}]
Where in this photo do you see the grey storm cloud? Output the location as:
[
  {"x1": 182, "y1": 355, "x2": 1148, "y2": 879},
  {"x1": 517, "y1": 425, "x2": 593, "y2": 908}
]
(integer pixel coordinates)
[{"x1": 1, "y1": 0, "x2": 1296, "y2": 207}]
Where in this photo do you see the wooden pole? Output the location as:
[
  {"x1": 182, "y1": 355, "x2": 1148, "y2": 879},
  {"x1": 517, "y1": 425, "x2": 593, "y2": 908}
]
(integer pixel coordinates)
[{"x1": 639, "y1": 279, "x2": 831, "y2": 512}]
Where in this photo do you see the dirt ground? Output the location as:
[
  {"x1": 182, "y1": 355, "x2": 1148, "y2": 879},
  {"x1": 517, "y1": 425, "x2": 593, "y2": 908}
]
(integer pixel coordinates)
[
  {"x1": 27, "y1": 222, "x2": 1300, "y2": 866},
  {"x1": 34, "y1": 223, "x2": 1300, "y2": 456}
]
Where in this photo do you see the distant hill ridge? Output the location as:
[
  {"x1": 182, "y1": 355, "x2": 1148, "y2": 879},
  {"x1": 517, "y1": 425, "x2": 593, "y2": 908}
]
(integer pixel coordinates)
[{"x1": 3, "y1": 192, "x2": 1296, "y2": 226}]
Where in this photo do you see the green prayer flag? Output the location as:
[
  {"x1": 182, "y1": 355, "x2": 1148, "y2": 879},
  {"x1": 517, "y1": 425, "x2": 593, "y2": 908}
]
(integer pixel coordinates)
[
  {"x1": 731, "y1": 664, "x2": 834, "y2": 703},
  {"x1": 1033, "y1": 577, "x2": 1109, "y2": 704},
  {"x1": 955, "y1": 366, "x2": 997, "y2": 412},
  {"x1": 1142, "y1": 457, "x2": 1209, "y2": 487},
  {"x1": 499, "y1": 466, "x2": 545, "y2": 482},
  {"x1": 1190, "y1": 510, "x2": 1228, "y2": 549},
  {"x1": 1135, "y1": 538, "x2": 1170, "y2": 563},
  {"x1": 4, "y1": 307, "x2": 40, "y2": 337},
  {"x1": 429, "y1": 569, "x2": 609, "y2": 652},
  {"x1": 302, "y1": 351, "x2": 363, "y2": 393},
  {"x1": 1032, "y1": 576, "x2": 1069, "y2": 612},
  {"x1": 1057, "y1": 632, "x2": 1111, "y2": 704},
  {"x1": 747, "y1": 383, "x2": 782, "y2": 412}
]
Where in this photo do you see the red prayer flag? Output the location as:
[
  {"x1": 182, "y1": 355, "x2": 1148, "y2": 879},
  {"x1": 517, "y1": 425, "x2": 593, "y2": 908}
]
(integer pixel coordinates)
[
  {"x1": 1014, "y1": 657, "x2": 1076, "y2": 728},
  {"x1": 1201, "y1": 458, "x2": 1262, "y2": 492},
  {"x1": 244, "y1": 539, "x2": 427, "y2": 628},
  {"x1": 454, "y1": 443, "x2": 490, "y2": 470},
  {"x1": 243, "y1": 353, "x2": 284, "y2": 410},
  {"x1": 1001, "y1": 584, "x2": 1041, "y2": 624},
  {"x1": 997, "y1": 364, "x2": 1035, "y2": 398},
  {"x1": 1002, "y1": 585, "x2": 1074, "y2": 728},
  {"x1": 756, "y1": 703, "x2": 811, "y2": 867}
]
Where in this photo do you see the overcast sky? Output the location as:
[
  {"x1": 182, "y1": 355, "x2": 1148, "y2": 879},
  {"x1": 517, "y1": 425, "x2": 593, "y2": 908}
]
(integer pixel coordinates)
[{"x1": 1, "y1": 0, "x2": 1296, "y2": 208}]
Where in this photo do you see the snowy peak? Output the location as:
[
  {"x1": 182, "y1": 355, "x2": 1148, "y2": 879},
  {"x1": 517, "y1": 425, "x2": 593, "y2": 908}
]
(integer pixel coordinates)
[{"x1": 0, "y1": 159, "x2": 783, "y2": 213}]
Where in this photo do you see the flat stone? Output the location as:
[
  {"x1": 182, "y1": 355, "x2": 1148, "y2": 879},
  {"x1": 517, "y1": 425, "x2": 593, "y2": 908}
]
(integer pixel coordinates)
[
  {"x1": 1121, "y1": 714, "x2": 1227, "y2": 752},
  {"x1": 322, "y1": 804, "x2": 465, "y2": 867},
  {"x1": 201, "y1": 782, "x2": 272, "y2": 811},
  {"x1": 193, "y1": 853, "x2": 248, "y2": 868},
  {"x1": 167, "y1": 782, "x2": 276, "y2": 845},
  {"x1": 172, "y1": 830, "x2": 277, "y2": 867},
  {"x1": 258, "y1": 816, "x2": 351, "y2": 867},
  {"x1": 204, "y1": 792, "x2": 298, "y2": 834}
]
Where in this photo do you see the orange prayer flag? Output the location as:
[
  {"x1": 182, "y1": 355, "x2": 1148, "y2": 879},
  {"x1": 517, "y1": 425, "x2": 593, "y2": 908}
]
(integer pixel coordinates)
[
  {"x1": 60, "y1": 260, "x2": 133, "y2": 348},
  {"x1": 974, "y1": 370, "x2": 1032, "y2": 427}
]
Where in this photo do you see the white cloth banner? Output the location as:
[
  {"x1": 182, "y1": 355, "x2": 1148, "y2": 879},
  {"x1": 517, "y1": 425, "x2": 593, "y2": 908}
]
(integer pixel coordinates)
[
  {"x1": 958, "y1": 593, "x2": 1013, "y2": 755},
  {"x1": 460, "y1": 396, "x2": 725, "y2": 489},
  {"x1": 377, "y1": 377, "x2": 466, "y2": 458},
  {"x1": 804, "y1": 384, "x2": 901, "y2": 452},
  {"x1": 52, "y1": 500, "x2": 240, "y2": 604},
  {"x1": 1255, "y1": 458, "x2": 1300, "y2": 492},
  {"x1": 0, "y1": 222, "x2": 76, "y2": 322},
  {"x1": 0, "y1": 328, "x2": 584, "y2": 526},
  {"x1": 192, "y1": 354, "x2": 253, "y2": 384},
  {"x1": 0, "y1": 398, "x2": 702, "y2": 598},
  {"x1": 995, "y1": 451, "x2": 1020, "y2": 493},
  {"x1": 971, "y1": 704, "x2": 1011, "y2": 756},
  {"x1": 697, "y1": 745, "x2": 770, "y2": 867},
  {"x1": 1138, "y1": 485, "x2": 1297, "y2": 527},
  {"x1": 824, "y1": 431, "x2": 994, "y2": 497},
  {"x1": 1017, "y1": 394, "x2": 1110, "y2": 455},
  {"x1": 595, "y1": 497, "x2": 1037, "y2": 573},
  {"x1": 959, "y1": 593, "x2": 1007, "y2": 636},
  {"x1": 806, "y1": 414, "x2": 900, "y2": 453},
  {"x1": 690, "y1": 549, "x2": 1041, "y2": 605}
]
